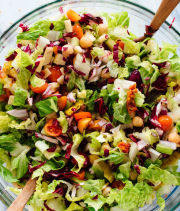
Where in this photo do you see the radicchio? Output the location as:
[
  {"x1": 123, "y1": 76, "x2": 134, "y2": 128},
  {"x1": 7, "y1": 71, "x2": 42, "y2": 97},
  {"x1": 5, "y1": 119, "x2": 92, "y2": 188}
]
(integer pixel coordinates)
[
  {"x1": 35, "y1": 132, "x2": 59, "y2": 144},
  {"x1": 28, "y1": 161, "x2": 46, "y2": 173},
  {"x1": 113, "y1": 43, "x2": 119, "y2": 65},
  {"x1": 65, "y1": 143, "x2": 72, "y2": 159},
  {"x1": 136, "y1": 107, "x2": 149, "y2": 120},
  {"x1": 5, "y1": 51, "x2": 18, "y2": 61},
  {"x1": 19, "y1": 23, "x2": 29, "y2": 32},
  {"x1": 50, "y1": 23, "x2": 54, "y2": 30},
  {"x1": 45, "y1": 170, "x2": 79, "y2": 179},
  {"x1": 63, "y1": 32, "x2": 76, "y2": 38},
  {"x1": 149, "y1": 106, "x2": 162, "y2": 128},
  {"x1": 134, "y1": 165, "x2": 141, "y2": 174},
  {"x1": 80, "y1": 13, "x2": 103, "y2": 25},
  {"x1": 44, "y1": 201, "x2": 55, "y2": 211},
  {"x1": 152, "y1": 73, "x2": 168, "y2": 91},
  {"x1": 95, "y1": 97, "x2": 107, "y2": 115},
  {"x1": 47, "y1": 145, "x2": 57, "y2": 152},
  {"x1": 68, "y1": 65, "x2": 86, "y2": 76},
  {"x1": 22, "y1": 44, "x2": 31, "y2": 55},
  {"x1": 129, "y1": 70, "x2": 143, "y2": 91},
  {"x1": 7, "y1": 109, "x2": 28, "y2": 120},
  {"x1": 53, "y1": 187, "x2": 64, "y2": 195}
]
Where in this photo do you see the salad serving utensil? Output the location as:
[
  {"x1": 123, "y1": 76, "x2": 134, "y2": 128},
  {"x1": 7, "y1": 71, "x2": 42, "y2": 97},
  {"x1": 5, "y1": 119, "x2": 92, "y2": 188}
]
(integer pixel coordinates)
[
  {"x1": 134, "y1": 0, "x2": 180, "y2": 42},
  {"x1": 7, "y1": 178, "x2": 37, "y2": 211}
]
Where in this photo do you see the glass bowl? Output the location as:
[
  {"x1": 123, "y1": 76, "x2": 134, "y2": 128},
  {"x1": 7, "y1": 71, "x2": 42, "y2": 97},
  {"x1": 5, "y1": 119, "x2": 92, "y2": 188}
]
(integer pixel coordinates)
[{"x1": 0, "y1": 0, "x2": 179, "y2": 210}]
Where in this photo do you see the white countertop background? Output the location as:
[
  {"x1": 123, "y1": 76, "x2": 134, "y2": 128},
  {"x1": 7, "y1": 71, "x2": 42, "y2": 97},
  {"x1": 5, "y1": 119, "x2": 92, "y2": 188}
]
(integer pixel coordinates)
[{"x1": 0, "y1": 0, "x2": 179, "y2": 210}]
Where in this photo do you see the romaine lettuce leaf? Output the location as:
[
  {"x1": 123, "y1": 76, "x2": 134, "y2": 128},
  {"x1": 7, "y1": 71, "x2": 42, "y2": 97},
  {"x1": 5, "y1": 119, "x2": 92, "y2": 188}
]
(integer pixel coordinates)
[
  {"x1": 0, "y1": 160, "x2": 17, "y2": 182},
  {"x1": 0, "y1": 133, "x2": 19, "y2": 151},
  {"x1": 35, "y1": 96, "x2": 58, "y2": 117},
  {"x1": 58, "y1": 111, "x2": 68, "y2": 133},
  {"x1": 66, "y1": 203, "x2": 83, "y2": 211},
  {"x1": 13, "y1": 87, "x2": 28, "y2": 106},
  {"x1": 0, "y1": 112, "x2": 11, "y2": 134},
  {"x1": 135, "y1": 91, "x2": 145, "y2": 107}
]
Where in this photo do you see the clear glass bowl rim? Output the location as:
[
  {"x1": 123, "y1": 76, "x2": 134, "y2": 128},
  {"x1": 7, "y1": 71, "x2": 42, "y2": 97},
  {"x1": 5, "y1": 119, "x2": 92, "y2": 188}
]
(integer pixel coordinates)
[{"x1": 0, "y1": 0, "x2": 179, "y2": 210}]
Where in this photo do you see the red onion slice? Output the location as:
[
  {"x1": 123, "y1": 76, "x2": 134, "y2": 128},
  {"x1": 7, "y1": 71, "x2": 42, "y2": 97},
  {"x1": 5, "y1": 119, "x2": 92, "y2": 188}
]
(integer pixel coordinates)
[{"x1": 7, "y1": 109, "x2": 28, "y2": 120}]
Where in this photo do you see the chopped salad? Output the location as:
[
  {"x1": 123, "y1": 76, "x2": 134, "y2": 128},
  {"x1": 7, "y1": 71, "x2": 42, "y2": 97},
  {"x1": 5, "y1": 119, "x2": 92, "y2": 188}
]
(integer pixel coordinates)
[{"x1": 0, "y1": 7, "x2": 180, "y2": 211}]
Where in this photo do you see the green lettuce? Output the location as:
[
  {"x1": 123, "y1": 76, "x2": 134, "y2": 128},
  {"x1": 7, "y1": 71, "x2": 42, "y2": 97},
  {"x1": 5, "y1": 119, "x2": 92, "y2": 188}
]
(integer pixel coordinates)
[
  {"x1": 66, "y1": 203, "x2": 83, "y2": 211},
  {"x1": 86, "y1": 90, "x2": 99, "y2": 112},
  {"x1": 123, "y1": 39, "x2": 140, "y2": 54},
  {"x1": 125, "y1": 55, "x2": 141, "y2": 69},
  {"x1": 30, "y1": 74, "x2": 46, "y2": 87},
  {"x1": 13, "y1": 87, "x2": 28, "y2": 106},
  {"x1": 67, "y1": 71, "x2": 76, "y2": 91},
  {"x1": 116, "y1": 161, "x2": 131, "y2": 180},
  {"x1": 100, "y1": 151, "x2": 126, "y2": 165},
  {"x1": 0, "y1": 160, "x2": 17, "y2": 182},
  {"x1": 58, "y1": 111, "x2": 68, "y2": 133},
  {"x1": 71, "y1": 134, "x2": 85, "y2": 172},
  {"x1": 0, "y1": 133, "x2": 19, "y2": 151},
  {"x1": 9, "y1": 118, "x2": 32, "y2": 130},
  {"x1": 176, "y1": 120, "x2": 180, "y2": 133},
  {"x1": 0, "y1": 83, "x2": 5, "y2": 96},
  {"x1": 0, "y1": 112, "x2": 11, "y2": 133},
  {"x1": 135, "y1": 91, "x2": 145, "y2": 107},
  {"x1": 35, "y1": 96, "x2": 58, "y2": 117},
  {"x1": 91, "y1": 47, "x2": 105, "y2": 57},
  {"x1": 86, "y1": 132, "x2": 101, "y2": 154},
  {"x1": 16, "y1": 68, "x2": 31, "y2": 90},
  {"x1": 76, "y1": 77, "x2": 85, "y2": 91}
]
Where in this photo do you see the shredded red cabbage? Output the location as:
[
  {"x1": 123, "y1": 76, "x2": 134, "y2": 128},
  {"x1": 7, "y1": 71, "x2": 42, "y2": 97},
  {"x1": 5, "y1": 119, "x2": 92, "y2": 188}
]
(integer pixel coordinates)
[
  {"x1": 152, "y1": 73, "x2": 168, "y2": 91},
  {"x1": 152, "y1": 62, "x2": 167, "y2": 68},
  {"x1": 95, "y1": 97, "x2": 107, "y2": 115},
  {"x1": 53, "y1": 187, "x2": 64, "y2": 195},
  {"x1": 149, "y1": 106, "x2": 162, "y2": 128},
  {"x1": 65, "y1": 143, "x2": 72, "y2": 159},
  {"x1": 134, "y1": 165, "x2": 141, "y2": 174},
  {"x1": 5, "y1": 51, "x2": 17, "y2": 61},
  {"x1": 105, "y1": 122, "x2": 113, "y2": 132},
  {"x1": 28, "y1": 161, "x2": 46, "y2": 173},
  {"x1": 19, "y1": 23, "x2": 29, "y2": 32},
  {"x1": 47, "y1": 145, "x2": 57, "y2": 152},
  {"x1": 113, "y1": 43, "x2": 119, "y2": 65},
  {"x1": 80, "y1": 13, "x2": 103, "y2": 25},
  {"x1": 50, "y1": 23, "x2": 54, "y2": 30},
  {"x1": 129, "y1": 70, "x2": 143, "y2": 91}
]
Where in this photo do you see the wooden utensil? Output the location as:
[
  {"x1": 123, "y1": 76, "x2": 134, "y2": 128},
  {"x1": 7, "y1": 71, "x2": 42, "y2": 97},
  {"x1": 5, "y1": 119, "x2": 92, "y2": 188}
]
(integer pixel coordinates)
[
  {"x1": 134, "y1": 0, "x2": 180, "y2": 42},
  {"x1": 7, "y1": 178, "x2": 37, "y2": 211}
]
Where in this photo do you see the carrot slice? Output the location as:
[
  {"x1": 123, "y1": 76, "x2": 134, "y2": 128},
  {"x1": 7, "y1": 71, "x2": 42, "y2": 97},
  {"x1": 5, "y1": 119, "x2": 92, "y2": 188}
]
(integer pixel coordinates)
[
  {"x1": 117, "y1": 40, "x2": 124, "y2": 50},
  {"x1": 67, "y1": 9, "x2": 81, "y2": 22},
  {"x1": 74, "y1": 112, "x2": 92, "y2": 121},
  {"x1": 73, "y1": 24, "x2": 83, "y2": 39},
  {"x1": 88, "y1": 120, "x2": 102, "y2": 131},
  {"x1": 118, "y1": 142, "x2": 131, "y2": 153},
  {"x1": 58, "y1": 96, "x2": 67, "y2": 111},
  {"x1": 30, "y1": 83, "x2": 48, "y2": 94},
  {"x1": 77, "y1": 170, "x2": 85, "y2": 180},
  {"x1": 48, "y1": 66, "x2": 62, "y2": 82}
]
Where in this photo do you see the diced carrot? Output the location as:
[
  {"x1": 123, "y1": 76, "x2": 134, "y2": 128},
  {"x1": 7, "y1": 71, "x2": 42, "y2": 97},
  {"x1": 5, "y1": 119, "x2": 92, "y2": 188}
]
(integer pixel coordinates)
[
  {"x1": 44, "y1": 119, "x2": 62, "y2": 137},
  {"x1": 30, "y1": 83, "x2": 48, "y2": 94},
  {"x1": 67, "y1": 9, "x2": 81, "y2": 22},
  {"x1": 129, "y1": 84, "x2": 136, "y2": 90},
  {"x1": 117, "y1": 40, "x2": 124, "y2": 50},
  {"x1": 74, "y1": 112, "x2": 92, "y2": 121},
  {"x1": 58, "y1": 96, "x2": 67, "y2": 111},
  {"x1": 78, "y1": 118, "x2": 91, "y2": 133},
  {"x1": 88, "y1": 119, "x2": 102, "y2": 131},
  {"x1": 73, "y1": 24, "x2": 83, "y2": 39},
  {"x1": 77, "y1": 170, "x2": 85, "y2": 180},
  {"x1": 118, "y1": 142, "x2": 131, "y2": 153},
  {"x1": 158, "y1": 115, "x2": 173, "y2": 131},
  {"x1": 53, "y1": 46, "x2": 58, "y2": 54},
  {"x1": 48, "y1": 66, "x2": 62, "y2": 82}
]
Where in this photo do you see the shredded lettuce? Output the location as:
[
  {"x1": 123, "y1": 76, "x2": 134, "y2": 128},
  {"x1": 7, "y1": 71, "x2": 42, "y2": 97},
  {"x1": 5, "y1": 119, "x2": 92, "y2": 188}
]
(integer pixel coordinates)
[
  {"x1": 58, "y1": 111, "x2": 68, "y2": 133},
  {"x1": 13, "y1": 87, "x2": 28, "y2": 106},
  {"x1": 0, "y1": 112, "x2": 11, "y2": 134},
  {"x1": 135, "y1": 91, "x2": 145, "y2": 107},
  {"x1": 0, "y1": 160, "x2": 17, "y2": 182}
]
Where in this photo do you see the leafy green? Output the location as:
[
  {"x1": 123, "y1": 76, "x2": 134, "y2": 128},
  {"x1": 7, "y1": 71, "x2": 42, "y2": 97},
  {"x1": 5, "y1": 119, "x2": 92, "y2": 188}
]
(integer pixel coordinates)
[
  {"x1": 58, "y1": 111, "x2": 68, "y2": 133},
  {"x1": 123, "y1": 39, "x2": 140, "y2": 54},
  {"x1": 100, "y1": 151, "x2": 126, "y2": 165},
  {"x1": 76, "y1": 77, "x2": 85, "y2": 91},
  {"x1": 71, "y1": 134, "x2": 85, "y2": 172},
  {"x1": 13, "y1": 87, "x2": 28, "y2": 106},
  {"x1": 125, "y1": 55, "x2": 141, "y2": 69},
  {"x1": 91, "y1": 47, "x2": 105, "y2": 57},
  {"x1": 82, "y1": 179, "x2": 105, "y2": 195},
  {"x1": 176, "y1": 120, "x2": 180, "y2": 133},
  {"x1": 0, "y1": 133, "x2": 18, "y2": 151},
  {"x1": 9, "y1": 118, "x2": 32, "y2": 130},
  {"x1": 12, "y1": 148, "x2": 29, "y2": 179},
  {"x1": 113, "y1": 102, "x2": 131, "y2": 124},
  {"x1": 84, "y1": 195, "x2": 105, "y2": 211},
  {"x1": 0, "y1": 160, "x2": 17, "y2": 182},
  {"x1": 0, "y1": 112, "x2": 11, "y2": 134},
  {"x1": 30, "y1": 74, "x2": 46, "y2": 87},
  {"x1": 17, "y1": 16, "x2": 67, "y2": 41},
  {"x1": 86, "y1": 90, "x2": 99, "y2": 112},
  {"x1": 135, "y1": 91, "x2": 145, "y2": 107},
  {"x1": 138, "y1": 164, "x2": 179, "y2": 185},
  {"x1": 67, "y1": 71, "x2": 76, "y2": 91},
  {"x1": 116, "y1": 161, "x2": 131, "y2": 180},
  {"x1": 35, "y1": 96, "x2": 58, "y2": 117},
  {"x1": 0, "y1": 83, "x2": 5, "y2": 95},
  {"x1": 86, "y1": 132, "x2": 101, "y2": 154},
  {"x1": 66, "y1": 203, "x2": 83, "y2": 211}
]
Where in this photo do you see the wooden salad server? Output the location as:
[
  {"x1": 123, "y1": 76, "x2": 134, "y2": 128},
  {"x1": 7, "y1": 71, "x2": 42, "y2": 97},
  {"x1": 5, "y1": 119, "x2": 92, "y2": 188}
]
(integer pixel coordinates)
[
  {"x1": 7, "y1": 178, "x2": 37, "y2": 211},
  {"x1": 134, "y1": 0, "x2": 180, "y2": 42}
]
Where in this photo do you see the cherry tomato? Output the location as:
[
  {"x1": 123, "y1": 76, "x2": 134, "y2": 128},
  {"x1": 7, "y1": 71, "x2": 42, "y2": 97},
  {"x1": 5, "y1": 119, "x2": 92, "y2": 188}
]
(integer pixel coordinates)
[
  {"x1": 30, "y1": 83, "x2": 48, "y2": 94},
  {"x1": 158, "y1": 115, "x2": 173, "y2": 131},
  {"x1": 48, "y1": 66, "x2": 62, "y2": 82},
  {"x1": 44, "y1": 118, "x2": 62, "y2": 137}
]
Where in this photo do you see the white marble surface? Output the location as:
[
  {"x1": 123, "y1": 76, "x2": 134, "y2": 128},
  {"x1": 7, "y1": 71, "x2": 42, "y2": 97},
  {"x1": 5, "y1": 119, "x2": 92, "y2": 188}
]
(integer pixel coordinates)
[{"x1": 0, "y1": 0, "x2": 179, "y2": 210}]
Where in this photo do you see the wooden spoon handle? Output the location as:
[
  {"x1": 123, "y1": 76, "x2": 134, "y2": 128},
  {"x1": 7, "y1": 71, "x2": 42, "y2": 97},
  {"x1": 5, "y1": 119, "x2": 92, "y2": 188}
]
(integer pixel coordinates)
[
  {"x1": 7, "y1": 178, "x2": 37, "y2": 211},
  {"x1": 150, "y1": 0, "x2": 180, "y2": 32}
]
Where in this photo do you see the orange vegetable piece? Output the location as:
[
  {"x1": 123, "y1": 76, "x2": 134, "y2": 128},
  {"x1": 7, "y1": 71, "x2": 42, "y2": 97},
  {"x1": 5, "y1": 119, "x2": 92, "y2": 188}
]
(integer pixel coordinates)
[
  {"x1": 67, "y1": 9, "x2": 81, "y2": 22},
  {"x1": 118, "y1": 142, "x2": 131, "y2": 153},
  {"x1": 78, "y1": 118, "x2": 91, "y2": 133},
  {"x1": 158, "y1": 115, "x2": 173, "y2": 131},
  {"x1": 48, "y1": 66, "x2": 62, "y2": 82},
  {"x1": 77, "y1": 170, "x2": 85, "y2": 180},
  {"x1": 53, "y1": 46, "x2": 58, "y2": 54},
  {"x1": 58, "y1": 96, "x2": 67, "y2": 111},
  {"x1": 44, "y1": 118, "x2": 62, "y2": 137},
  {"x1": 127, "y1": 85, "x2": 138, "y2": 116},
  {"x1": 73, "y1": 24, "x2": 83, "y2": 39},
  {"x1": 117, "y1": 40, "x2": 124, "y2": 50},
  {"x1": 74, "y1": 112, "x2": 92, "y2": 121},
  {"x1": 30, "y1": 83, "x2": 48, "y2": 94},
  {"x1": 88, "y1": 120, "x2": 102, "y2": 131}
]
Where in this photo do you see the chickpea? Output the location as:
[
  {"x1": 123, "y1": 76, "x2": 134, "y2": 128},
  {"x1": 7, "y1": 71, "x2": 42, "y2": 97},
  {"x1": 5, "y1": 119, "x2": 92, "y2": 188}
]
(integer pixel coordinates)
[
  {"x1": 168, "y1": 128, "x2": 180, "y2": 144},
  {"x1": 98, "y1": 23, "x2": 108, "y2": 35},
  {"x1": 132, "y1": 116, "x2": 143, "y2": 127},
  {"x1": 80, "y1": 35, "x2": 93, "y2": 48},
  {"x1": 102, "y1": 186, "x2": 112, "y2": 196},
  {"x1": 62, "y1": 44, "x2": 74, "y2": 58},
  {"x1": 101, "y1": 143, "x2": 111, "y2": 151},
  {"x1": 101, "y1": 69, "x2": 110, "y2": 79}
]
